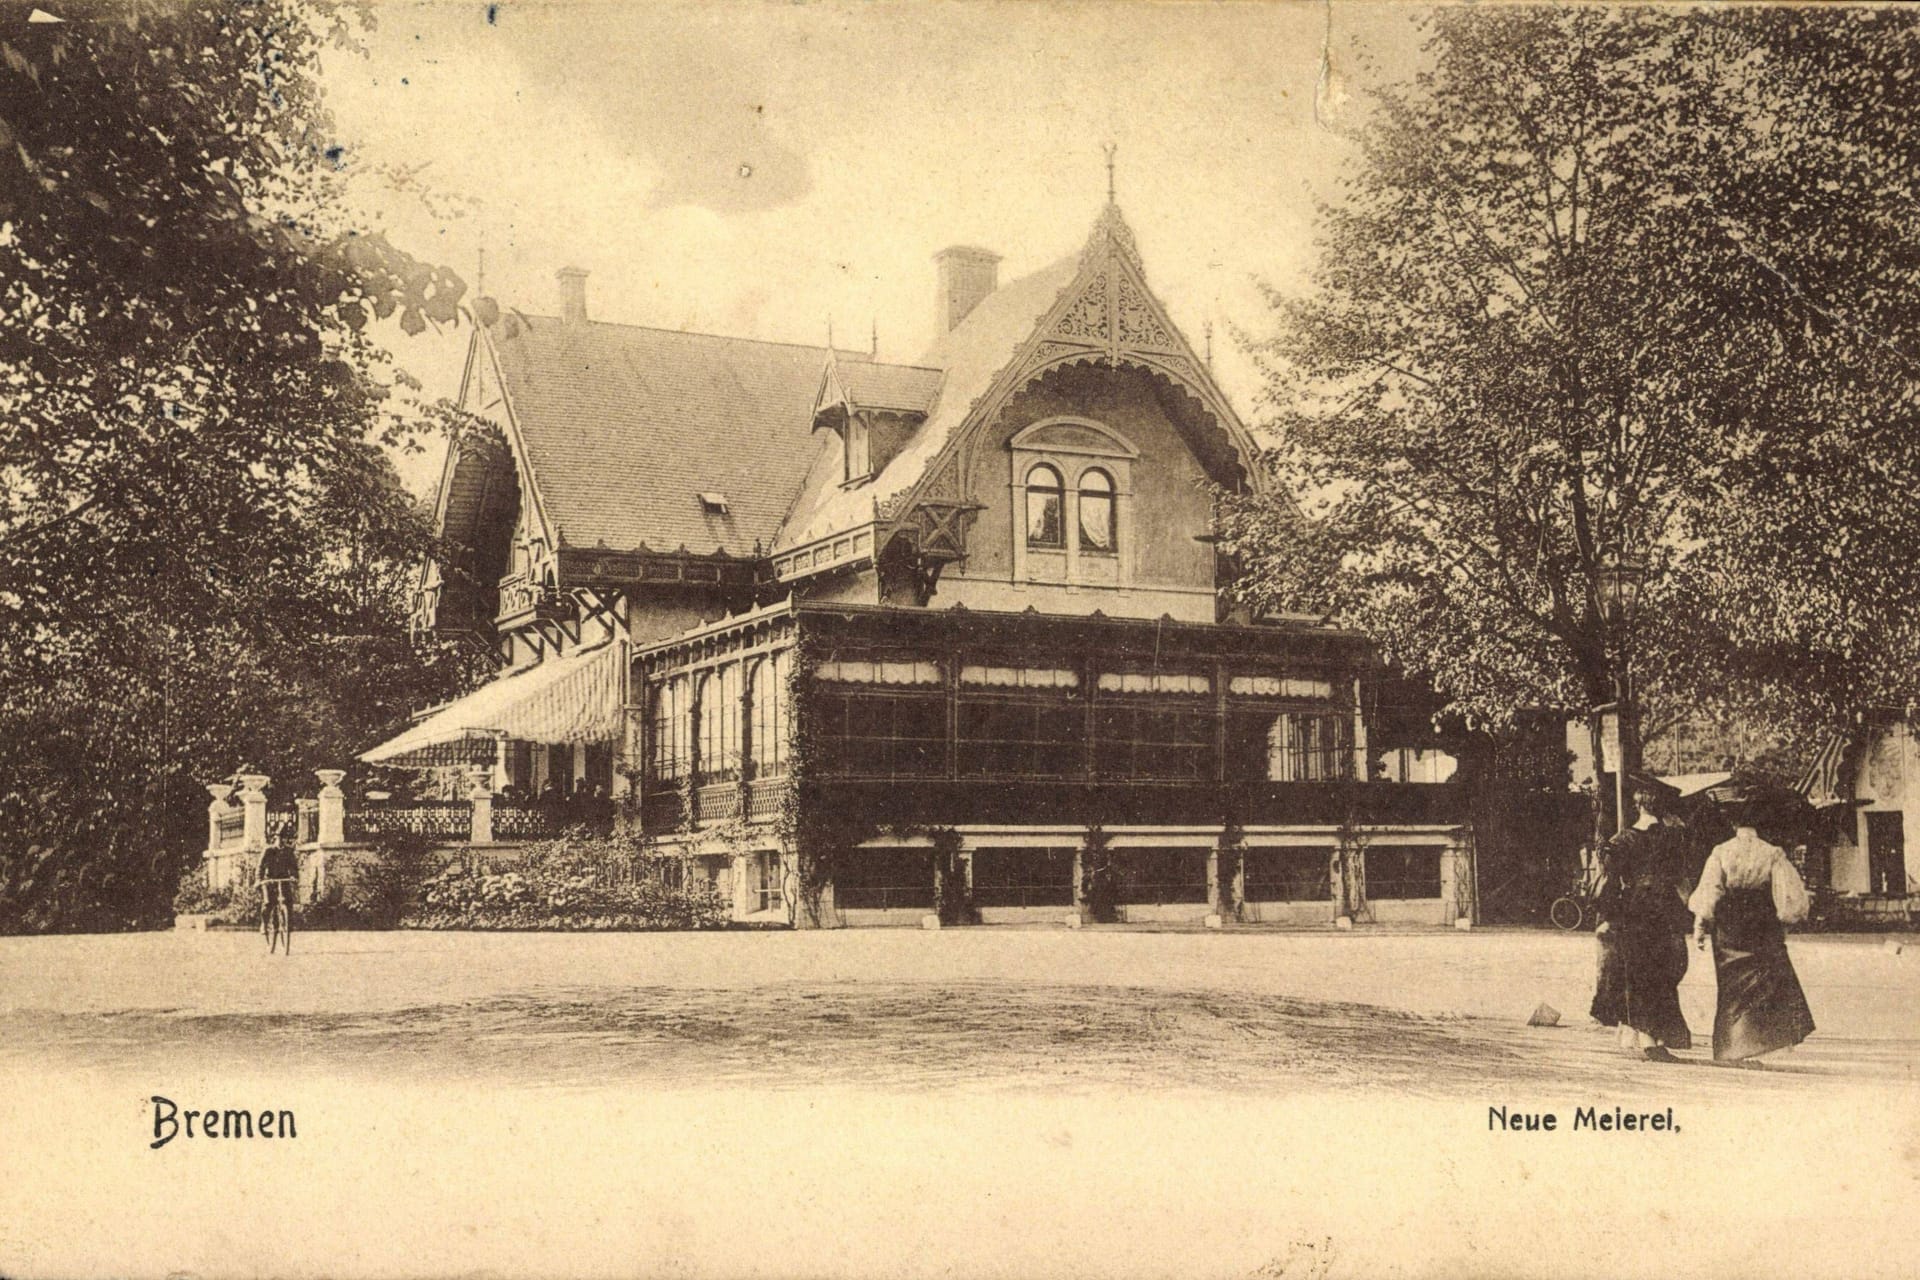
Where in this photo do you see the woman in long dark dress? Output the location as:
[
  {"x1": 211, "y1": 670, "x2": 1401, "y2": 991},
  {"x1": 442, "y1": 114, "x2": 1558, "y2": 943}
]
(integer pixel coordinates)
[
  {"x1": 1590, "y1": 817, "x2": 1693, "y2": 1061},
  {"x1": 1688, "y1": 822, "x2": 1816, "y2": 1065}
]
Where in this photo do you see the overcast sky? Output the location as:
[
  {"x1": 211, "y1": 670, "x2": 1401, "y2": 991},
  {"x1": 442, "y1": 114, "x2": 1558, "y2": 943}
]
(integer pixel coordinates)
[{"x1": 322, "y1": 1, "x2": 1429, "y2": 491}]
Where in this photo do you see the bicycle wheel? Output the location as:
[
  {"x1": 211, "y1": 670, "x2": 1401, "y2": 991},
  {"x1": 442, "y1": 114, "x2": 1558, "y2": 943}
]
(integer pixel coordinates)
[{"x1": 1549, "y1": 896, "x2": 1584, "y2": 931}]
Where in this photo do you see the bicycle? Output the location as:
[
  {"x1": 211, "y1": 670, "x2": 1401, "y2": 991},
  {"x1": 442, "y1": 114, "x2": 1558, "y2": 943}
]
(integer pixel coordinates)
[
  {"x1": 1549, "y1": 891, "x2": 1594, "y2": 931},
  {"x1": 1550, "y1": 859, "x2": 1604, "y2": 932}
]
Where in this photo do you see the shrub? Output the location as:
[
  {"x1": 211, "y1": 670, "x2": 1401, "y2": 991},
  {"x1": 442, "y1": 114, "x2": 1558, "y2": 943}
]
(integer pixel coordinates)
[
  {"x1": 343, "y1": 831, "x2": 440, "y2": 928},
  {"x1": 169, "y1": 860, "x2": 261, "y2": 926},
  {"x1": 170, "y1": 864, "x2": 219, "y2": 915},
  {"x1": 409, "y1": 830, "x2": 726, "y2": 930}
]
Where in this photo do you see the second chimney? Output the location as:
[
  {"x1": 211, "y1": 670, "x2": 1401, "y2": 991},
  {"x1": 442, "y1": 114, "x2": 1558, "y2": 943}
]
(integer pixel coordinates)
[
  {"x1": 934, "y1": 246, "x2": 1000, "y2": 335},
  {"x1": 557, "y1": 266, "x2": 589, "y2": 325}
]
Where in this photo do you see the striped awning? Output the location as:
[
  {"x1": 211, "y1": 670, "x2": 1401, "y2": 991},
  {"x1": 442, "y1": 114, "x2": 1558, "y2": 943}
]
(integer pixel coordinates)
[
  {"x1": 1797, "y1": 733, "x2": 1853, "y2": 808},
  {"x1": 359, "y1": 643, "x2": 625, "y2": 766}
]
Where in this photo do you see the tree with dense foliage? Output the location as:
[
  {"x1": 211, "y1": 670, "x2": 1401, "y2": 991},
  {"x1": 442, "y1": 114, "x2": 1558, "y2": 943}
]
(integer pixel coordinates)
[
  {"x1": 0, "y1": 2, "x2": 478, "y2": 931},
  {"x1": 1221, "y1": 6, "x2": 1920, "y2": 787}
]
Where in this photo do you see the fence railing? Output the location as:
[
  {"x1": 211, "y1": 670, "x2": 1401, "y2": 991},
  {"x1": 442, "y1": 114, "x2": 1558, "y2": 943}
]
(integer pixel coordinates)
[
  {"x1": 347, "y1": 804, "x2": 473, "y2": 840},
  {"x1": 202, "y1": 765, "x2": 642, "y2": 871},
  {"x1": 214, "y1": 810, "x2": 246, "y2": 848}
]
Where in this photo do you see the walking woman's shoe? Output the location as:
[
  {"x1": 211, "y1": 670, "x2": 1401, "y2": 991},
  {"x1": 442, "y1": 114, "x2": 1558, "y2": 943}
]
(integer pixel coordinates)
[{"x1": 1643, "y1": 1045, "x2": 1680, "y2": 1064}]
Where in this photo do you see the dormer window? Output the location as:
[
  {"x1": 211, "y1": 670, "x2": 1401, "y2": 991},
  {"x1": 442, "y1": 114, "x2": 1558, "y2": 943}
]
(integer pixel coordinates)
[
  {"x1": 845, "y1": 416, "x2": 872, "y2": 484},
  {"x1": 1025, "y1": 464, "x2": 1064, "y2": 548},
  {"x1": 698, "y1": 491, "x2": 730, "y2": 514}
]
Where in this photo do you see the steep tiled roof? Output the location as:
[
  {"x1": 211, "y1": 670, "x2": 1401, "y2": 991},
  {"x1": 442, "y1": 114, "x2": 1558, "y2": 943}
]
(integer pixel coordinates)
[
  {"x1": 830, "y1": 359, "x2": 945, "y2": 414},
  {"x1": 489, "y1": 315, "x2": 857, "y2": 557},
  {"x1": 776, "y1": 253, "x2": 1083, "y2": 551}
]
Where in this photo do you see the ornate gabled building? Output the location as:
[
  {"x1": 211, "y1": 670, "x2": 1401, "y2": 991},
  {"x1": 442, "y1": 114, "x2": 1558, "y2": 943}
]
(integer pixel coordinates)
[{"x1": 370, "y1": 199, "x2": 1473, "y2": 928}]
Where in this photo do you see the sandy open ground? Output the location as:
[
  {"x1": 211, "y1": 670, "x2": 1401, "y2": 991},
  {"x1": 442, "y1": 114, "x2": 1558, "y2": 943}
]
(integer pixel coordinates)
[{"x1": 1, "y1": 925, "x2": 1915, "y2": 1278}]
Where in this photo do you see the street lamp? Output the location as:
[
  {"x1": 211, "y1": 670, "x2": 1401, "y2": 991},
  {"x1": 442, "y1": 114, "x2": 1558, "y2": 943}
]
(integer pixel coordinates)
[{"x1": 1595, "y1": 556, "x2": 1649, "y2": 839}]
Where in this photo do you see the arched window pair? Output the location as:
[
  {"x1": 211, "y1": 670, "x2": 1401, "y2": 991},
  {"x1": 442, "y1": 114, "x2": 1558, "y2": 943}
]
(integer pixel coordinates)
[{"x1": 1025, "y1": 464, "x2": 1115, "y2": 553}]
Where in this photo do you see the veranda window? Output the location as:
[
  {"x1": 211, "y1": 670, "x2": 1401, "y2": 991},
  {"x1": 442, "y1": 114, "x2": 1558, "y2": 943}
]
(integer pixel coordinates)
[
  {"x1": 648, "y1": 676, "x2": 691, "y2": 784},
  {"x1": 1263, "y1": 712, "x2": 1355, "y2": 782},
  {"x1": 1120, "y1": 847, "x2": 1210, "y2": 905},
  {"x1": 1026, "y1": 463, "x2": 1064, "y2": 549},
  {"x1": 1094, "y1": 701, "x2": 1213, "y2": 781},
  {"x1": 749, "y1": 652, "x2": 790, "y2": 779},
  {"x1": 696, "y1": 664, "x2": 742, "y2": 784},
  {"x1": 957, "y1": 692, "x2": 1082, "y2": 778},
  {"x1": 971, "y1": 847, "x2": 1075, "y2": 908},
  {"x1": 833, "y1": 848, "x2": 935, "y2": 910},
  {"x1": 1242, "y1": 848, "x2": 1333, "y2": 902},
  {"x1": 1364, "y1": 846, "x2": 1443, "y2": 900},
  {"x1": 755, "y1": 851, "x2": 785, "y2": 914},
  {"x1": 813, "y1": 688, "x2": 948, "y2": 778}
]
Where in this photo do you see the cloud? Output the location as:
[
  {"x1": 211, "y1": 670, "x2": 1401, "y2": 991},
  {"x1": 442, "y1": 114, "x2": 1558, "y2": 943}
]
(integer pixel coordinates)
[{"x1": 487, "y1": 6, "x2": 811, "y2": 215}]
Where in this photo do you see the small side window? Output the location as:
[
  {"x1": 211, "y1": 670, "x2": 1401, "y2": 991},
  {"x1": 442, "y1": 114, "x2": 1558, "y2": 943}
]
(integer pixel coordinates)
[
  {"x1": 1026, "y1": 463, "x2": 1064, "y2": 549},
  {"x1": 1078, "y1": 467, "x2": 1115, "y2": 553}
]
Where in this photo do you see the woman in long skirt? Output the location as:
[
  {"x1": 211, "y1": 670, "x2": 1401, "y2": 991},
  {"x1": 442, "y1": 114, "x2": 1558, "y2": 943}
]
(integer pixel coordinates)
[
  {"x1": 1689, "y1": 822, "x2": 1816, "y2": 1065},
  {"x1": 1591, "y1": 818, "x2": 1693, "y2": 1062}
]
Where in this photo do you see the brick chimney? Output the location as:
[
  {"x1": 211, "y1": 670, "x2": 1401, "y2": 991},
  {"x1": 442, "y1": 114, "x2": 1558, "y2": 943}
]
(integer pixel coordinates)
[
  {"x1": 557, "y1": 266, "x2": 588, "y2": 325},
  {"x1": 934, "y1": 246, "x2": 1000, "y2": 334}
]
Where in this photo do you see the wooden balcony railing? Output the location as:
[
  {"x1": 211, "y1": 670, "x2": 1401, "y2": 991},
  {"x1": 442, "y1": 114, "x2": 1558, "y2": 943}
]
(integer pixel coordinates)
[
  {"x1": 745, "y1": 778, "x2": 788, "y2": 821},
  {"x1": 693, "y1": 783, "x2": 741, "y2": 823}
]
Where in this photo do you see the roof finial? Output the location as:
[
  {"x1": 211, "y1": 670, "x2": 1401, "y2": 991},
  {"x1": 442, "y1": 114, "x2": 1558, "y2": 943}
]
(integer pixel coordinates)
[
  {"x1": 1103, "y1": 142, "x2": 1117, "y2": 204},
  {"x1": 1204, "y1": 319, "x2": 1214, "y2": 369},
  {"x1": 871, "y1": 317, "x2": 878, "y2": 357},
  {"x1": 827, "y1": 314, "x2": 835, "y2": 351}
]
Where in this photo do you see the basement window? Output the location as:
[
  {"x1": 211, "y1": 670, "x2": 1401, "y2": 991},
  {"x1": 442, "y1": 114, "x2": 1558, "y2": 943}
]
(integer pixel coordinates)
[{"x1": 698, "y1": 492, "x2": 730, "y2": 514}]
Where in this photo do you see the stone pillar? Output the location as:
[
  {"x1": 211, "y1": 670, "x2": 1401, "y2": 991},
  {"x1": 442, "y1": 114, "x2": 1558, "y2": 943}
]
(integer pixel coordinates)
[
  {"x1": 205, "y1": 783, "x2": 236, "y2": 891},
  {"x1": 237, "y1": 774, "x2": 270, "y2": 853},
  {"x1": 293, "y1": 799, "x2": 319, "y2": 903},
  {"x1": 1444, "y1": 838, "x2": 1476, "y2": 924},
  {"x1": 315, "y1": 769, "x2": 347, "y2": 845},
  {"x1": 1206, "y1": 845, "x2": 1221, "y2": 915},
  {"x1": 467, "y1": 766, "x2": 494, "y2": 845},
  {"x1": 731, "y1": 853, "x2": 752, "y2": 920}
]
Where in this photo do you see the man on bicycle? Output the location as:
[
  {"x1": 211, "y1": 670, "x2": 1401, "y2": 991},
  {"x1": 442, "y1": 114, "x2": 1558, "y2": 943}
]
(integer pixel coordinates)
[{"x1": 256, "y1": 841, "x2": 300, "y2": 943}]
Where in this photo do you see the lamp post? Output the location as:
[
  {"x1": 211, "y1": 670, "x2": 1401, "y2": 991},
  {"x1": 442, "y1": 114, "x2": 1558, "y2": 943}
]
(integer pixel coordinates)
[{"x1": 1595, "y1": 556, "x2": 1649, "y2": 840}]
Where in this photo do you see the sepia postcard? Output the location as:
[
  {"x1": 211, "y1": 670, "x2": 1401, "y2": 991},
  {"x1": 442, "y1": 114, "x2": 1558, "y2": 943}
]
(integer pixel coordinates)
[{"x1": 1, "y1": 2, "x2": 1916, "y2": 1277}]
